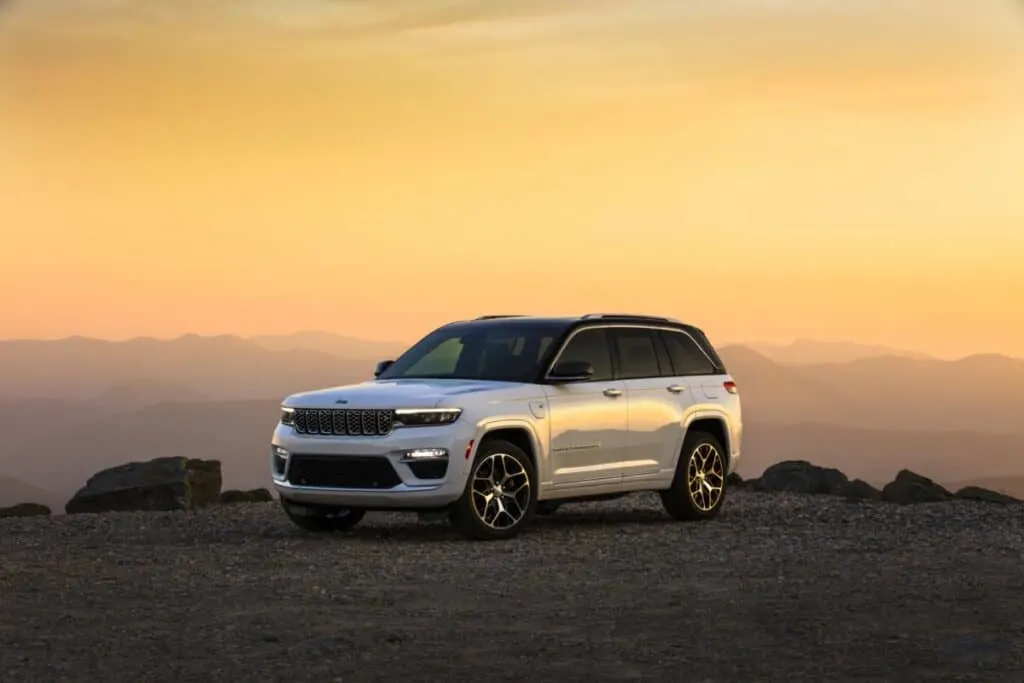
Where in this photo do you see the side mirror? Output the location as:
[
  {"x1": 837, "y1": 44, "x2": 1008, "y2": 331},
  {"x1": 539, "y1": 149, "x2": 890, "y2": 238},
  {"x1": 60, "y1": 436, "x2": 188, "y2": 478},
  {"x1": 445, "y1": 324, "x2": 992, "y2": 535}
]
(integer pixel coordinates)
[
  {"x1": 548, "y1": 360, "x2": 594, "y2": 383},
  {"x1": 374, "y1": 360, "x2": 395, "y2": 378}
]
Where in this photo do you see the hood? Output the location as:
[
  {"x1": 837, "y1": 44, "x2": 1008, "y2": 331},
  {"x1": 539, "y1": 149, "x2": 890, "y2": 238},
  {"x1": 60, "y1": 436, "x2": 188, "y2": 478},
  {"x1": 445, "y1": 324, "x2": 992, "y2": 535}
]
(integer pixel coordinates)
[{"x1": 283, "y1": 378, "x2": 531, "y2": 409}]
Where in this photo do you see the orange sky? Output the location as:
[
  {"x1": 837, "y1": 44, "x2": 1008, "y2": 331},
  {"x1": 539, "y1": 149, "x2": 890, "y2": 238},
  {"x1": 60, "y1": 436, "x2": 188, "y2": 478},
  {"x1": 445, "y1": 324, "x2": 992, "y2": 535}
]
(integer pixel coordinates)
[{"x1": 2, "y1": 0, "x2": 1023, "y2": 358}]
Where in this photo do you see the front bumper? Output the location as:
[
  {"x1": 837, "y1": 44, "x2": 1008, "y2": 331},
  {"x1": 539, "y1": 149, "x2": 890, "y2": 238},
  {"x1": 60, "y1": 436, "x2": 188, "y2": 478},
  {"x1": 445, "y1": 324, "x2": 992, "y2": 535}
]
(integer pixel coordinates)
[{"x1": 270, "y1": 421, "x2": 476, "y2": 510}]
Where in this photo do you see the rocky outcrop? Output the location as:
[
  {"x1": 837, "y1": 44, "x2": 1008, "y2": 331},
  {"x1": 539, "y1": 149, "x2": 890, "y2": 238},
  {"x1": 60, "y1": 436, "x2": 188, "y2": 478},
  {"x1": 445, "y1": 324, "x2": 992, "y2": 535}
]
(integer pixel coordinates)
[
  {"x1": 881, "y1": 470, "x2": 950, "y2": 505},
  {"x1": 742, "y1": 462, "x2": 1021, "y2": 506},
  {"x1": 0, "y1": 502, "x2": 52, "y2": 518},
  {"x1": 220, "y1": 488, "x2": 273, "y2": 504},
  {"x1": 838, "y1": 479, "x2": 882, "y2": 501},
  {"x1": 65, "y1": 457, "x2": 222, "y2": 514},
  {"x1": 752, "y1": 460, "x2": 849, "y2": 495},
  {"x1": 953, "y1": 486, "x2": 1020, "y2": 505}
]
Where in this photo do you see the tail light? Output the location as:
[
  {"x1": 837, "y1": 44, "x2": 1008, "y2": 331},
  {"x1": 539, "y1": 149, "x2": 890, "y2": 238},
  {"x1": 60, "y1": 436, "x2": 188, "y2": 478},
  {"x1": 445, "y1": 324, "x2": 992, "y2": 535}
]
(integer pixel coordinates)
[{"x1": 723, "y1": 380, "x2": 738, "y2": 394}]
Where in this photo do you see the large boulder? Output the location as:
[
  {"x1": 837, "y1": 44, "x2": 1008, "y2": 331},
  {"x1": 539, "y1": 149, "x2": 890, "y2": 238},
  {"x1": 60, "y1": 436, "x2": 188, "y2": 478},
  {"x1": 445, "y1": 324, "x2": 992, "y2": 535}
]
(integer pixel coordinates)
[
  {"x1": 220, "y1": 488, "x2": 273, "y2": 504},
  {"x1": 953, "y1": 486, "x2": 1021, "y2": 505},
  {"x1": 0, "y1": 502, "x2": 51, "y2": 518},
  {"x1": 881, "y1": 469, "x2": 950, "y2": 504},
  {"x1": 752, "y1": 460, "x2": 849, "y2": 495},
  {"x1": 65, "y1": 457, "x2": 222, "y2": 514},
  {"x1": 838, "y1": 478, "x2": 883, "y2": 501}
]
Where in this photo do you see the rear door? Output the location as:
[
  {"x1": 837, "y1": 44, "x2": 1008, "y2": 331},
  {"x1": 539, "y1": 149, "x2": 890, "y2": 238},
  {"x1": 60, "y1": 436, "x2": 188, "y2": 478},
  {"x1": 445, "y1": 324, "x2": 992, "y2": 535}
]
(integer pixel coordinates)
[
  {"x1": 660, "y1": 329, "x2": 727, "y2": 399},
  {"x1": 609, "y1": 326, "x2": 694, "y2": 481}
]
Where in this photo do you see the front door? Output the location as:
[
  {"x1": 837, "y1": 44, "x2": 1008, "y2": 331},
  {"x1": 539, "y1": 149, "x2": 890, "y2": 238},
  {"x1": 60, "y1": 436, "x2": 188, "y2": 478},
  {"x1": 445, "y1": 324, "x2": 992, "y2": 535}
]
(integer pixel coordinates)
[{"x1": 544, "y1": 327, "x2": 629, "y2": 488}]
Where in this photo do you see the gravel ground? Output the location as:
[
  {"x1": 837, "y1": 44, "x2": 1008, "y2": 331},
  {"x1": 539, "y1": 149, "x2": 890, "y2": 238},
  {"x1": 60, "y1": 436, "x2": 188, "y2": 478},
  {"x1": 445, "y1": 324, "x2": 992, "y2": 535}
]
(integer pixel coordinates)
[{"x1": 2, "y1": 491, "x2": 1023, "y2": 683}]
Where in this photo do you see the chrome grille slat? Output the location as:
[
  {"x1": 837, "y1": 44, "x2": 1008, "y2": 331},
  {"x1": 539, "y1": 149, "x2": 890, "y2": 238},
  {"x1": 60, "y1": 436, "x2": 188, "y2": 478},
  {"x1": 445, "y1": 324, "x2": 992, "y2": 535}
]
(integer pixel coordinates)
[{"x1": 291, "y1": 408, "x2": 394, "y2": 437}]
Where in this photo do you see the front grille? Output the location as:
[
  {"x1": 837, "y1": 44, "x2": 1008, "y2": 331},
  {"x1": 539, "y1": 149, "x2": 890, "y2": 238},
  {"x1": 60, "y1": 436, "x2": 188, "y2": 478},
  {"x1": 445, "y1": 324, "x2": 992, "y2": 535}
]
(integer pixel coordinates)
[
  {"x1": 286, "y1": 455, "x2": 402, "y2": 489},
  {"x1": 292, "y1": 408, "x2": 394, "y2": 436}
]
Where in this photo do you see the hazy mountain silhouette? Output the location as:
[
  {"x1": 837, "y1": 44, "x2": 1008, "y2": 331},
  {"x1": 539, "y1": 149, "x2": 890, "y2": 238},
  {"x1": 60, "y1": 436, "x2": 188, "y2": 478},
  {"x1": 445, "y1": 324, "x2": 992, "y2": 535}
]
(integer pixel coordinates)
[
  {"x1": 739, "y1": 422, "x2": 1024, "y2": 486},
  {"x1": 0, "y1": 334, "x2": 372, "y2": 400},
  {"x1": 4, "y1": 398, "x2": 1022, "y2": 510},
  {"x1": 0, "y1": 475, "x2": 59, "y2": 509},
  {"x1": 247, "y1": 331, "x2": 410, "y2": 360},
  {"x1": 744, "y1": 338, "x2": 933, "y2": 365},
  {"x1": 1, "y1": 400, "x2": 282, "y2": 503},
  {"x1": 718, "y1": 345, "x2": 1024, "y2": 433},
  {"x1": 2, "y1": 333, "x2": 1023, "y2": 507}
]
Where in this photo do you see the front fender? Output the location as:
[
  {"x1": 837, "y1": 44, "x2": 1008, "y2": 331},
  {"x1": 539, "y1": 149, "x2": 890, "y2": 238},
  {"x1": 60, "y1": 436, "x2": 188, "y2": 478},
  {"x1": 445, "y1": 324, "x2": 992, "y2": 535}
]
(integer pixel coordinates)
[{"x1": 473, "y1": 418, "x2": 548, "y2": 480}]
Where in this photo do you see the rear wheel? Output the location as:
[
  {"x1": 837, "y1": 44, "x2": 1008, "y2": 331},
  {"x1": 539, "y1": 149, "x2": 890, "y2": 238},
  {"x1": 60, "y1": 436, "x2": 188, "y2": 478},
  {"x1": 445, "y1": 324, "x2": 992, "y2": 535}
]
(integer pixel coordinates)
[
  {"x1": 660, "y1": 431, "x2": 728, "y2": 521},
  {"x1": 450, "y1": 438, "x2": 537, "y2": 540},
  {"x1": 282, "y1": 500, "x2": 366, "y2": 533}
]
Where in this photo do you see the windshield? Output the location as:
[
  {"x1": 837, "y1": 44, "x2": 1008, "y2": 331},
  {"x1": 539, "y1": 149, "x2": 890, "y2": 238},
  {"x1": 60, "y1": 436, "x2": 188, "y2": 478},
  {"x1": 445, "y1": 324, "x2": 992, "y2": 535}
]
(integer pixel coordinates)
[{"x1": 378, "y1": 321, "x2": 567, "y2": 383}]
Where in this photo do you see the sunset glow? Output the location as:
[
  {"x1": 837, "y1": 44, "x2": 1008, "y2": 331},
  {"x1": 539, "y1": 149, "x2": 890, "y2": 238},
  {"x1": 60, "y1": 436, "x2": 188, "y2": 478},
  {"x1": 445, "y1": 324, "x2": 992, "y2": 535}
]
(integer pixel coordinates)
[{"x1": 2, "y1": 0, "x2": 1023, "y2": 357}]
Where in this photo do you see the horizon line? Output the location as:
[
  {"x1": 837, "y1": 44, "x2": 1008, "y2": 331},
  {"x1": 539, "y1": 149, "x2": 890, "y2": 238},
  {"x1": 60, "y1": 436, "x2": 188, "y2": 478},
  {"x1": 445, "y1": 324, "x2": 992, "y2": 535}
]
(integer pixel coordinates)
[{"x1": 0, "y1": 330, "x2": 1015, "y2": 363}]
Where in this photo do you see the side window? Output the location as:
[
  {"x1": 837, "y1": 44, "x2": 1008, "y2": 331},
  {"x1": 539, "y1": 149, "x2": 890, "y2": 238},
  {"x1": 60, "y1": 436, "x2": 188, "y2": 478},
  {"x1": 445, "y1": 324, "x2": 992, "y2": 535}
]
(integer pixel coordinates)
[
  {"x1": 611, "y1": 328, "x2": 662, "y2": 380},
  {"x1": 554, "y1": 328, "x2": 613, "y2": 381},
  {"x1": 406, "y1": 337, "x2": 463, "y2": 375},
  {"x1": 662, "y1": 331, "x2": 717, "y2": 376}
]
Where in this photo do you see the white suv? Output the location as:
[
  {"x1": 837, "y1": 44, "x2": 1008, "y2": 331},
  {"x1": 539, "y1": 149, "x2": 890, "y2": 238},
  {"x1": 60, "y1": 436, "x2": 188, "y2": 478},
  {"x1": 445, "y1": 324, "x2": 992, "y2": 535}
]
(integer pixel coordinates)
[{"x1": 270, "y1": 314, "x2": 742, "y2": 540}]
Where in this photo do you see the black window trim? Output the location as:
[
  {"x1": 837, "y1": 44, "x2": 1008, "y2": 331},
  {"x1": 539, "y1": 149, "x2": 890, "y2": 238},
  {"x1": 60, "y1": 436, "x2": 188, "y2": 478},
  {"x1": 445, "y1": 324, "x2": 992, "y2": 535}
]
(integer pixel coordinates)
[{"x1": 540, "y1": 322, "x2": 722, "y2": 383}]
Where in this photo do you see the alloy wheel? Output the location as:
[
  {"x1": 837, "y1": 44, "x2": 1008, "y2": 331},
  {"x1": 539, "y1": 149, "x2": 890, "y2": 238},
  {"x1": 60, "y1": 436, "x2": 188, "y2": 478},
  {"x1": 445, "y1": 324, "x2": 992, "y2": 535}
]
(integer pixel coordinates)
[
  {"x1": 687, "y1": 443, "x2": 725, "y2": 512},
  {"x1": 470, "y1": 452, "x2": 532, "y2": 530}
]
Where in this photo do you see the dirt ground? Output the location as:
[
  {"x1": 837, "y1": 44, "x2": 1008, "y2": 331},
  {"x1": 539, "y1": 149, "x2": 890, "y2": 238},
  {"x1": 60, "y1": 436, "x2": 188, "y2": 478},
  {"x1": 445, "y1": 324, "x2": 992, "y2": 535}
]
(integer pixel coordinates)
[{"x1": 2, "y1": 491, "x2": 1023, "y2": 682}]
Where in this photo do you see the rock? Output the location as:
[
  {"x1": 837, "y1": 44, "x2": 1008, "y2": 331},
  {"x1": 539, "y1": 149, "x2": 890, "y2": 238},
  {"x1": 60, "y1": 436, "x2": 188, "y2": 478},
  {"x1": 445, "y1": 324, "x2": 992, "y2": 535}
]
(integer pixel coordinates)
[
  {"x1": 881, "y1": 469, "x2": 950, "y2": 505},
  {"x1": 0, "y1": 502, "x2": 52, "y2": 518},
  {"x1": 220, "y1": 488, "x2": 273, "y2": 504},
  {"x1": 839, "y1": 478, "x2": 882, "y2": 501},
  {"x1": 753, "y1": 460, "x2": 849, "y2": 495},
  {"x1": 953, "y1": 486, "x2": 1020, "y2": 505},
  {"x1": 65, "y1": 457, "x2": 222, "y2": 514},
  {"x1": 726, "y1": 472, "x2": 744, "y2": 488}
]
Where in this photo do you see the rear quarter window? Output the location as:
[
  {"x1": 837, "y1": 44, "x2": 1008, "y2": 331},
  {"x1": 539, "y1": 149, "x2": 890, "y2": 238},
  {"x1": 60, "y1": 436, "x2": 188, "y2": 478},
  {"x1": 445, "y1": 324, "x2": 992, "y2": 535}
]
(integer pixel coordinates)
[{"x1": 661, "y1": 330, "x2": 718, "y2": 376}]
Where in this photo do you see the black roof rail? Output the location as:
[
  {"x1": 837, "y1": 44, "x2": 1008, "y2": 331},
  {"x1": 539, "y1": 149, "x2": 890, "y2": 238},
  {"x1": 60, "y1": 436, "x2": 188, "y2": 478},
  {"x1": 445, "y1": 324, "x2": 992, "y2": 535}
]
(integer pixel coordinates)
[
  {"x1": 474, "y1": 314, "x2": 527, "y2": 320},
  {"x1": 580, "y1": 313, "x2": 680, "y2": 323}
]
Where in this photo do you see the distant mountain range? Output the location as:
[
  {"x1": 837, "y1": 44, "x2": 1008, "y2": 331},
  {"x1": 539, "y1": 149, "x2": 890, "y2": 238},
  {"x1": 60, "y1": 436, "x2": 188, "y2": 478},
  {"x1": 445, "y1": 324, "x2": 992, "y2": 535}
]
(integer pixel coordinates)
[
  {"x1": 743, "y1": 338, "x2": 934, "y2": 365},
  {"x1": 1, "y1": 332, "x2": 1022, "y2": 509},
  {"x1": 248, "y1": 330, "x2": 410, "y2": 360}
]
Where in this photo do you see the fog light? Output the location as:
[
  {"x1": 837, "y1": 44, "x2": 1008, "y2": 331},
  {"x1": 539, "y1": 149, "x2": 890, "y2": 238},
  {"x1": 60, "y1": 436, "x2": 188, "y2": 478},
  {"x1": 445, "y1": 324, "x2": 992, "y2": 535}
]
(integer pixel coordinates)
[
  {"x1": 271, "y1": 445, "x2": 290, "y2": 477},
  {"x1": 401, "y1": 448, "x2": 448, "y2": 460}
]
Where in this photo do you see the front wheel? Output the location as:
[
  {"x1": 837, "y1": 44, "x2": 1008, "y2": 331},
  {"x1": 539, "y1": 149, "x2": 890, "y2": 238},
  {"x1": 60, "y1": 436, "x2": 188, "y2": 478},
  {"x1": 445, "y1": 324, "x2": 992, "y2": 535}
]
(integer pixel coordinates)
[
  {"x1": 450, "y1": 439, "x2": 537, "y2": 540},
  {"x1": 282, "y1": 500, "x2": 366, "y2": 533},
  {"x1": 660, "y1": 431, "x2": 728, "y2": 521}
]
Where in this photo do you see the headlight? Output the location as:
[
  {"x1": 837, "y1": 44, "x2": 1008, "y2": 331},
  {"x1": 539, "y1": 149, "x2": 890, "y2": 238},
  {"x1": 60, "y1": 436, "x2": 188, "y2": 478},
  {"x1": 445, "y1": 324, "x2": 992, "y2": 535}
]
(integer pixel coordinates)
[
  {"x1": 280, "y1": 406, "x2": 296, "y2": 426},
  {"x1": 394, "y1": 408, "x2": 461, "y2": 427}
]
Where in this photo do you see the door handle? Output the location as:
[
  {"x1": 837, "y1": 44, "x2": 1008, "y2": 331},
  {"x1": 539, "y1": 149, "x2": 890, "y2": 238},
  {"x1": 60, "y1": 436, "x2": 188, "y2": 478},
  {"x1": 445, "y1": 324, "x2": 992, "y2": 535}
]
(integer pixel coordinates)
[
  {"x1": 603, "y1": 388, "x2": 623, "y2": 398},
  {"x1": 666, "y1": 384, "x2": 686, "y2": 394}
]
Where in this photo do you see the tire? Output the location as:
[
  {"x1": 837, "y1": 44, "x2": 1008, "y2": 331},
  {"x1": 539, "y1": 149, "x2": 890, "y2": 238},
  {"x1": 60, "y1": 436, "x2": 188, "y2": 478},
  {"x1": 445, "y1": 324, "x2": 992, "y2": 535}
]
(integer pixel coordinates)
[
  {"x1": 660, "y1": 430, "x2": 728, "y2": 521},
  {"x1": 282, "y1": 500, "x2": 366, "y2": 533},
  {"x1": 535, "y1": 501, "x2": 561, "y2": 516},
  {"x1": 450, "y1": 438, "x2": 538, "y2": 540}
]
